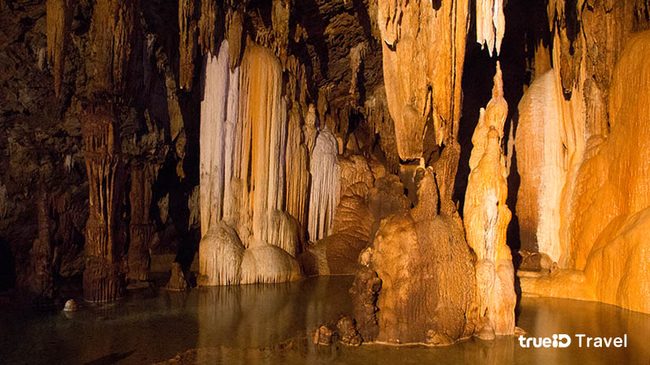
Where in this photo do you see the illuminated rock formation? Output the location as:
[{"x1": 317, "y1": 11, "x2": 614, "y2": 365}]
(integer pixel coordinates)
[
  {"x1": 463, "y1": 63, "x2": 515, "y2": 336},
  {"x1": 515, "y1": 70, "x2": 566, "y2": 262},
  {"x1": 517, "y1": 4, "x2": 650, "y2": 315},
  {"x1": 370, "y1": 169, "x2": 478, "y2": 345},
  {"x1": 377, "y1": 0, "x2": 469, "y2": 160},
  {"x1": 476, "y1": 0, "x2": 505, "y2": 56},
  {"x1": 198, "y1": 39, "x2": 303, "y2": 285},
  {"x1": 307, "y1": 129, "x2": 340, "y2": 242}
]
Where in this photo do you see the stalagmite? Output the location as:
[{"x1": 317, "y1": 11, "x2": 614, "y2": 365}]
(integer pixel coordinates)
[
  {"x1": 377, "y1": 0, "x2": 469, "y2": 159},
  {"x1": 369, "y1": 169, "x2": 478, "y2": 345},
  {"x1": 515, "y1": 70, "x2": 566, "y2": 262},
  {"x1": 198, "y1": 222, "x2": 244, "y2": 286},
  {"x1": 307, "y1": 129, "x2": 340, "y2": 242},
  {"x1": 46, "y1": 0, "x2": 71, "y2": 97},
  {"x1": 81, "y1": 102, "x2": 126, "y2": 302},
  {"x1": 463, "y1": 63, "x2": 515, "y2": 335},
  {"x1": 476, "y1": 0, "x2": 506, "y2": 56},
  {"x1": 127, "y1": 163, "x2": 155, "y2": 282}
]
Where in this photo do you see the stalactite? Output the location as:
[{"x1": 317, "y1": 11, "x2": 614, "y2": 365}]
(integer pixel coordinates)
[
  {"x1": 89, "y1": 0, "x2": 139, "y2": 94},
  {"x1": 307, "y1": 128, "x2": 340, "y2": 242},
  {"x1": 46, "y1": 0, "x2": 72, "y2": 97},
  {"x1": 179, "y1": 0, "x2": 198, "y2": 90},
  {"x1": 198, "y1": 0, "x2": 220, "y2": 55},
  {"x1": 226, "y1": 8, "x2": 243, "y2": 70},
  {"x1": 377, "y1": 0, "x2": 470, "y2": 160},
  {"x1": 81, "y1": 101, "x2": 126, "y2": 302},
  {"x1": 476, "y1": 0, "x2": 505, "y2": 56},
  {"x1": 127, "y1": 163, "x2": 156, "y2": 282},
  {"x1": 200, "y1": 41, "x2": 239, "y2": 237},
  {"x1": 284, "y1": 106, "x2": 311, "y2": 231},
  {"x1": 463, "y1": 63, "x2": 515, "y2": 336}
]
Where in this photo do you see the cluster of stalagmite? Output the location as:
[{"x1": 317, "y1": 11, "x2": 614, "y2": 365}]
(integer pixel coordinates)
[{"x1": 463, "y1": 63, "x2": 515, "y2": 336}]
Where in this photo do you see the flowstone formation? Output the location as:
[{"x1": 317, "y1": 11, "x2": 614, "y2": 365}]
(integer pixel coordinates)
[
  {"x1": 463, "y1": 64, "x2": 515, "y2": 336},
  {"x1": 198, "y1": 40, "x2": 306, "y2": 285},
  {"x1": 519, "y1": 31, "x2": 650, "y2": 314}
]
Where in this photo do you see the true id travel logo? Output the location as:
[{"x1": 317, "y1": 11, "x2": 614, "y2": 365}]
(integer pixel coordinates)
[{"x1": 519, "y1": 334, "x2": 628, "y2": 348}]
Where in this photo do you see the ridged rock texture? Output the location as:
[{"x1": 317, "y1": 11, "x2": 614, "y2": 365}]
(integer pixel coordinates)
[
  {"x1": 377, "y1": 0, "x2": 469, "y2": 160},
  {"x1": 367, "y1": 168, "x2": 478, "y2": 345},
  {"x1": 476, "y1": 0, "x2": 506, "y2": 56},
  {"x1": 127, "y1": 163, "x2": 156, "y2": 282},
  {"x1": 45, "y1": 0, "x2": 72, "y2": 97},
  {"x1": 463, "y1": 63, "x2": 515, "y2": 336},
  {"x1": 198, "y1": 40, "x2": 303, "y2": 285},
  {"x1": 514, "y1": 70, "x2": 565, "y2": 262},
  {"x1": 81, "y1": 102, "x2": 126, "y2": 302},
  {"x1": 516, "y1": 1, "x2": 650, "y2": 314}
]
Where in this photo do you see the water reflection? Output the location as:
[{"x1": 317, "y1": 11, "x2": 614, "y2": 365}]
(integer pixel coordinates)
[{"x1": 0, "y1": 277, "x2": 649, "y2": 365}]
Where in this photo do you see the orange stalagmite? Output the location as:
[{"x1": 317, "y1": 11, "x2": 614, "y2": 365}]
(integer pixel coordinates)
[{"x1": 463, "y1": 63, "x2": 515, "y2": 336}]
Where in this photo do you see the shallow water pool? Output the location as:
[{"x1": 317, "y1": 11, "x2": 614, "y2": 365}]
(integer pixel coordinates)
[{"x1": 0, "y1": 276, "x2": 648, "y2": 365}]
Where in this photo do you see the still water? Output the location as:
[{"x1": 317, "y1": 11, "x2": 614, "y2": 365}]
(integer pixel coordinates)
[{"x1": 0, "y1": 276, "x2": 648, "y2": 364}]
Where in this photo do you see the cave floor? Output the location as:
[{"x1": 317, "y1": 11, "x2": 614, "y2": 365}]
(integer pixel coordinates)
[{"x1": 0, "y1": 276, "x2": 648, "y2": 365}]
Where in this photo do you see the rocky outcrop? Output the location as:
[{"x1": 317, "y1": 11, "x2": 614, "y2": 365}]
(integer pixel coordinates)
[{"x1": 368, "y1": 169, "x2": 478, "y2": 345}]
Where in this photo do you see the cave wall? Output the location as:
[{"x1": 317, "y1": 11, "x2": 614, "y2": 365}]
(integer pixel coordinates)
[{"x1": 515, "y1": 1, "x2": 650, "y2": 314}]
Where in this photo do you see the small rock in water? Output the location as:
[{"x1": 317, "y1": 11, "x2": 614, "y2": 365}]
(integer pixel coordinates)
[{"x1": 63, "y1": 299, "x2": 78, "y2": 312}]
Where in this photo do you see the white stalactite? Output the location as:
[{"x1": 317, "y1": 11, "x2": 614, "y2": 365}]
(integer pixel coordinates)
[{"x1": 476, "y1": 0, "x2": 505, "y2": 56}]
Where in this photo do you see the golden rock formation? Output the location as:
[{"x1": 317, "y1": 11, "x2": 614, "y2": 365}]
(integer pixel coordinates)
[
  {"x1": 476, "y1": 0, "x2": 505, "y2": 56},
  {"x1": 463, "y1": 63, "x2": 515, "y2": 336},
  {"x1": 371, "y1": 169, "x2": 478, "y2": 345},
  {"x1": 515, "y1": 70, "x2": 566, "y2": 262},
  {"x1": 519, "y1": 27, "x2": 650, "y2": 314},
  {"x1": 377, "y1": 0, "x2": 469, "y2": 160}
]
